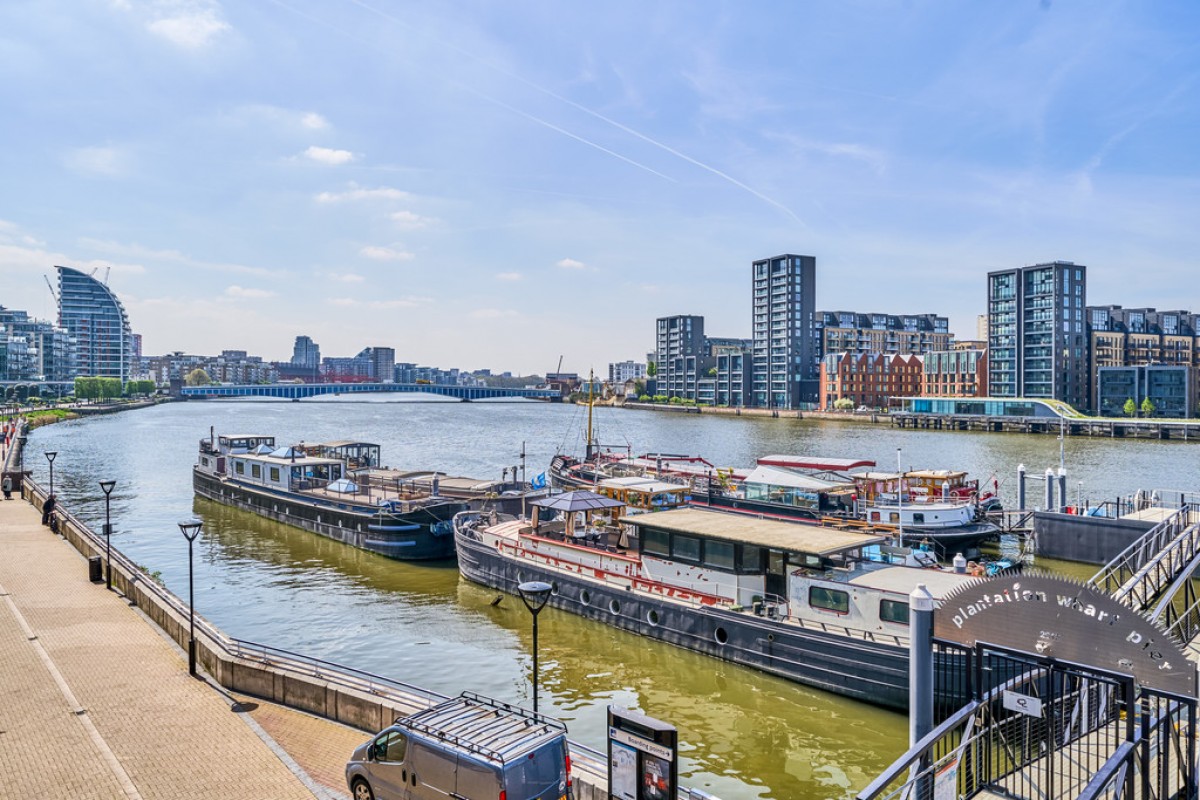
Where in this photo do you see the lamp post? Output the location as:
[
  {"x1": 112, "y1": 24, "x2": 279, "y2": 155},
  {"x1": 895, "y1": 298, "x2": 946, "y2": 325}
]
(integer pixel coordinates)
[
  {"x1": 178, "y1": 519, "x2": 203, "y2": 676},
  {"x1": 45, "y1": 451, "x2": 57, "y2": 496},
  {"x1": 517, "y1": 580, "x2": 553, "y2": 713},
  {"x1": 99, "y1": 480, "x2": 116, "y2": 590}
]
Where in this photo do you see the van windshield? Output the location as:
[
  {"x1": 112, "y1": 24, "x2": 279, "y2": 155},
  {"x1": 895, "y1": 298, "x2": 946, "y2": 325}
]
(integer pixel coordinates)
[{"x1": 503, "y1": 739, "x2": 566, "y2": 799}]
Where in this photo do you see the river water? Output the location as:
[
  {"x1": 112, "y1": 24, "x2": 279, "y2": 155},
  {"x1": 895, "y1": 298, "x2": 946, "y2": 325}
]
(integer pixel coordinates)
[{"x1": 24, "y1": 399, "x2": 1193, "y2": 800}]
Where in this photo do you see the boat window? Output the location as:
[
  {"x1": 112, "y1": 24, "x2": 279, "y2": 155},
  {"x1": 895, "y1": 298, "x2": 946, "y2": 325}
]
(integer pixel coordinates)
[
  {"x1": 888, "y1": 512, "x2": 899, "y2": 523},
  {"x1": 703, "y1": 540, "x2": 736, "y2": 571},
  {"x1": 672, "y1": 534, "x2": 701, "y2": 563},
  {"x1": 234, "y1": 461, "x2": 244, "y2": 475},
  {"x1": 251, "y1": 464, "x2": 261, "y2": 479},
  {"x1": 880, "y1": 599, "x2": 909, "y2": 625},
  {"x1": 269, "y1": 467, "x2": 280, "y2": 482},
  {"x1": 912, "y1": 513, "x2": 925, "y2": 525},
  {"x1": 738, "y1": 545, "x2": 763, "y2": 574},
  {"x1": 869, "y1": 511, "x2": 880, "y2": 522},
  {"x1": 809, "y1": 586, "x2": 850, "y2": 614},
  {"x1": 643, "y1": 529, "x2": 670, "y2": 557}
]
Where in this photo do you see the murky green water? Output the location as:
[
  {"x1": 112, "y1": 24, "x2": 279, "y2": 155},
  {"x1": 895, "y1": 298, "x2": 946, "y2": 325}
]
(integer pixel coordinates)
[{"x1": 25, "y1": 399, "x2": 1193, "y2": 799}]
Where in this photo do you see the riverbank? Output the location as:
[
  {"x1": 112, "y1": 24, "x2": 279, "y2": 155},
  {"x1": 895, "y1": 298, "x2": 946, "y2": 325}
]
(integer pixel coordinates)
[{"x1": 616, "y1": 400, "x2": 887, "y2": 424}]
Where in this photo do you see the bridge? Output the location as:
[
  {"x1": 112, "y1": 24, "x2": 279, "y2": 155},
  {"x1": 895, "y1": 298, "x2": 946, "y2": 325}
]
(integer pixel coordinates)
[{"x1": 178, "y1": 382, "x2": 561, "y2": 402}]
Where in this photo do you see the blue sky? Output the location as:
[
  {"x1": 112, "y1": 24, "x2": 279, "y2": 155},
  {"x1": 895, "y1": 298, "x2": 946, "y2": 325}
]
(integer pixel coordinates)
[{"x1": 2, "y1": 0, "x2": 1198, "y2": 375}]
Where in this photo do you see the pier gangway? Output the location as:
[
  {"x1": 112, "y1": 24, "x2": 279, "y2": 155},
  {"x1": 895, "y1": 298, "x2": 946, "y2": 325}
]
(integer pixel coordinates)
[
  {"x1": 858, "y1": 643, "x2": 1197, "y2": 800},
  {"x1": 1088, "y1": 504, "x2": 1200, "y2": 613}
]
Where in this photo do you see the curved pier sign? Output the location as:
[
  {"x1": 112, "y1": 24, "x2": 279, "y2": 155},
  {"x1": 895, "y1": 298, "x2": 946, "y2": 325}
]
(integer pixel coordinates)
[{"x1": 934, "y1": 573, "x2": 1197, "y2": 696}]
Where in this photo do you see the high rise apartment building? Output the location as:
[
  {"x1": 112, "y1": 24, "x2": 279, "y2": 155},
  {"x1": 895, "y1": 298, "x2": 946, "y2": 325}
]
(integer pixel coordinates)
[
  {"x1": 655, "y1": 315, "x2": 709, "y2": 400},
  {"x1": 986, "y1": 261, "x2": 1087, "y2": 410},
  {"x1": 56, "y1": 266, "x2": 135, "y2": 382},
  {"x1": 291, "y1": 335, "x2": 321, "y2": 368},
  {"x1": 815, "y1": 311, "x2": 950, "y2": 362},
  {"x1": 370, "y1": 347, "x2": 396, "y2": 382},
  {"x1": 751, "y1": 254, "x2": 816, "y2": 408}
]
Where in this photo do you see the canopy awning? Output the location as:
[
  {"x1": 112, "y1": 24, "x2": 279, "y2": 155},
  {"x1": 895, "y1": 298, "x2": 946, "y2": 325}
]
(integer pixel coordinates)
[{"x1": 530, "y1": 490, "x2": 624, "y2": 512}]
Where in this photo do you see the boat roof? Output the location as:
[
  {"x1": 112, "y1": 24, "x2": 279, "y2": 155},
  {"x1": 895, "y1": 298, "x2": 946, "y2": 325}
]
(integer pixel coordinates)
[
  {"x1": 625, "y1": 508, "x2": 885, "y2": 555},
  {"x1": 599, "y1": 477, "x2": 688, "y2": 493},
  {"x1": 905, "y1": 469, "x2": 970, "y2": 480},
  {"x1": 741, "y1": 465, "x2": 848, "y2": 491},
  {"x1": 234, "y1": 452, "x2": 341, "y2": 467},
  {"x1": 846, "y1": 565, "x2": 979, "y2": 598},
  {"x1": 315, "y1": 440, "x2": 379, "y2": 449},
  {"x1": 756, "y1": 455, "x2": 876, "y2": 471},
  {"x1": 219, "y1": 433, "x2": 275, "y2": 441}
]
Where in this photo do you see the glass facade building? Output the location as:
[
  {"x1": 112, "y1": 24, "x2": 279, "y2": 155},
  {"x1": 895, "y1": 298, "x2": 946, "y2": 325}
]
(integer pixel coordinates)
[
  {"x1": 56, "y1": 266, "x2": 134, "y2": 382},
  {"x1": 751, "y1": 254, "x2": 816, "y2": 408},
  {"x1": 987, "y1": 261, "x2": 1088, "y2": 411}
]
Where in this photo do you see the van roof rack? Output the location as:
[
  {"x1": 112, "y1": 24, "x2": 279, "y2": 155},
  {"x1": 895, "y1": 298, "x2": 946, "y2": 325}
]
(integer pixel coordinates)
[{"x1": 396, "y1": 691, "x2": 568, "y2": 764}]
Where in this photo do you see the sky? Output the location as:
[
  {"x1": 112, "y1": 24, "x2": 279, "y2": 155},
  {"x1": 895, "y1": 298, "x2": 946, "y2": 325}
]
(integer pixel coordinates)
[{"x1": 1, "y1": 0, "x2": 1198, "y2": 376}]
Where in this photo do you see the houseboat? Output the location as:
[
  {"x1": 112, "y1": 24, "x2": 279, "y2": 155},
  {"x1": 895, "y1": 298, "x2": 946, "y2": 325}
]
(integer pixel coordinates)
[
  {"x1": 194, "y1": 433, "x2": 467, "y2": 560},
  {"x1": 454, "y1": 493, "x2": 982, "y2": 709}
]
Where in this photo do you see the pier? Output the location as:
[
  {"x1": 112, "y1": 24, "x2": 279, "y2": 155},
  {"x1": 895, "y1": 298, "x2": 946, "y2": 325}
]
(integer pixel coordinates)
[{"x1": 892, "y1": 411, "x2": 1200, "y2": 440}]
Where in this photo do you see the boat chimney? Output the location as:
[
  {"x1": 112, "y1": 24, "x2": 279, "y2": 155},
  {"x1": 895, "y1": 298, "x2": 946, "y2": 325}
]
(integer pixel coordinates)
[
  {"x1": 941, "y1": 480, "x2": 950, "y2": 501},
  {"x1": 1017, "y1": 464, "x2": 1026, "y2": 512},
  {"x1": 1044, "y1": 468, "x2": 1055, "y2": 511},
  {"x1": 432, "y1": 473, "x2": 440, "y2": 497},
  {"x1": 1057, "y1": 467, "x2": 1067, "y2": 514},
  {"x1": 953, "y1": 552, "x2": 967, "y2": 574}
]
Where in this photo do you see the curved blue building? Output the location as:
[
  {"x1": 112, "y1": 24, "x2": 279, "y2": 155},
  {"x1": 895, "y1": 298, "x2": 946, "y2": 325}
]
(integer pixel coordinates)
[{"x1": 56, "y1": 266, "x2": 135, "y2": 382}]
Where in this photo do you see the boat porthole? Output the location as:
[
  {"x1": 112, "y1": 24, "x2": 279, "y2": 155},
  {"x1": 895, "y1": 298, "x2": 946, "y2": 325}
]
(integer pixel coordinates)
[
  {"x1": 551, "y1": 582, "x2": 559, "y2": 595},
  {"x1": 581, "y1": 590, "x2": 591, "y2": 606},
  {"x1": 647, "y1": 610, "x2": 659, "y2": 626},
  {"x1": 609, "y1": 600, "x2": 621, "y2": 615},
  {"x1": 767, "y1": 633, "x2": 775, "y2": 642},
  {"x1": 714, "y1": 627, "x2": 729, "y2": 645}
]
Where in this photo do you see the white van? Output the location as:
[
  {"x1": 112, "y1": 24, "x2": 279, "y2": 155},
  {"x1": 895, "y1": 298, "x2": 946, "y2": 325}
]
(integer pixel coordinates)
[{"x1": 346, "y1": 692, "x2": 572, "y2": 800}]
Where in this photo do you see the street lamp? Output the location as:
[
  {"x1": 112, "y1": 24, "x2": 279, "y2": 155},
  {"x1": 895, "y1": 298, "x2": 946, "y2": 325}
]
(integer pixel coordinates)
[
  {"x1": 517, "y1": 580, "x2": 553, "y2": 713},
  {"x1": 178, "y1": 519, "x2": 203, "y2": 676},
  {"x1": 99, "y1": 480, "x2": 116, "y2": 590},
  {"x1": 45, "y1": 451, "x2": 57, "y2": 496}
]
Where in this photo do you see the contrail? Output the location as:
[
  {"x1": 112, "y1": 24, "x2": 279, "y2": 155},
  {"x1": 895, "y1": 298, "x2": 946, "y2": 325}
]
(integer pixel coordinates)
[
  {"x1": 339, "y1": 0, "x2": 803, "y2": 224},
  {"x1": 264, "y1": 0, "x2": 673, "y2": 182}
]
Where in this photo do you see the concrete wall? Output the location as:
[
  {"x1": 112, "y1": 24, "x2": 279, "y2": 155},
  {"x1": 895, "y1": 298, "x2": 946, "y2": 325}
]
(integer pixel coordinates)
[{"x1": 1033, "y1": 511, "x2": 1155, "y2": 564}]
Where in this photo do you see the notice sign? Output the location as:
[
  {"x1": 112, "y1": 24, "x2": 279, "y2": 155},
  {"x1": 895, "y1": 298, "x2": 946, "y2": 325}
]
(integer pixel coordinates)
[
  {"x1": 1003, "y1": 690, "x2": 1044, "y2": 718},
  {"x1": 608, "y1": 706, "x2": 678, "y2": 800},
  {"x1": 933, "y1": 759, "x2": 958, "y2": 800}
]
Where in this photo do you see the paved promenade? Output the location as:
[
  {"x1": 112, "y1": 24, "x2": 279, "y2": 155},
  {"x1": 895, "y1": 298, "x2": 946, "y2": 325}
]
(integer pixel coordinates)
[{"x1": 0, "y1": 493, "x2": 362, "y2": 799}]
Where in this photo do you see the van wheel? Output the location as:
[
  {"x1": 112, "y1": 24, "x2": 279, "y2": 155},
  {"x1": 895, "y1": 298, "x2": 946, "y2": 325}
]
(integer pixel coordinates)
[{"x1": 351, "y1": 778, "x2": 375, "y2": 800}]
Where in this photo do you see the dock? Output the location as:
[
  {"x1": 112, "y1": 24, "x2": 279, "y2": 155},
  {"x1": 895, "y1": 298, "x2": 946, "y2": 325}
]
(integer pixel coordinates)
[{"x1": 892, "y1": 411, "x2": 1200, "y2": 440}]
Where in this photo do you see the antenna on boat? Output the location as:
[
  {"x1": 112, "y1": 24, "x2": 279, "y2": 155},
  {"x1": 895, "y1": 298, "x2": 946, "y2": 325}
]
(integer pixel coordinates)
[{"x1": 896, "y1": 447, "x2": 904, "y2": 548}]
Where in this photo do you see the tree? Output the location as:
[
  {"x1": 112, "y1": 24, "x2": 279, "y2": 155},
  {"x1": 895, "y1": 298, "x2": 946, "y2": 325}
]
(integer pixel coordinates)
[
  {"x1": 632, "y1": 379, "x2": 646, "y2": 398},
  {"x1": 646, "y1": 361, "x2": 657, "y2": 378},
  {"x1": 1123, "y1": 398, "x2": 1137, "y2": 418},
  {"x1": 706, "y1": 367, "x2": 717, "y2": 377},
  {"x1": 1141, "y1": 397, "x2": 1156, "y2": 418},
  {"x1": 184, "y1": 368, "x2": 213, "y2": 386},
  {"x1": 834, "y1": 397, "x2": 855, "y2": 411}
]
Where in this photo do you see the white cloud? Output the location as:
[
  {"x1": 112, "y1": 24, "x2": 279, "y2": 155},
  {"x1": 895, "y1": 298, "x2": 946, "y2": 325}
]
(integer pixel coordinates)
[
  {"x1": 115, "y1": 1, "x2": 232, "y2": 50},
  {"x1": 303, "y1": 146, "x2": 355, "y2": 165},
  {"x1": 301, "y1": 112, "x2": 329, "y2": 130},
  {"x1": 315, "y1": 184, "x2": 409, "y2": 203},
  {"x1": 327, "y1": 272, "x2": 365, "y2": 283},
  {"x1": 556, "y1": 258, "x2": 586, "y2": 270},
  {"x1": 360, "y1": 246, "x2": 414, "y2": 262},
  {"x1": 78, "y1": 237, "x2": 280, "y2": 277},
  {"x1": 224, "y1": 285, "x2": 275, "y2": 299},
  {"x1": 63, "y1": 146, "x2": 127, "y2": 177},
  {"x1": 329, "y1": 296, "x2": 432, "y2": 309},
  {"x1": 391, "y1": 210, "x2": 433, "y2": 229},
  {"x1": 496, "y1": 272, "x2": 522, "y2": 281}
]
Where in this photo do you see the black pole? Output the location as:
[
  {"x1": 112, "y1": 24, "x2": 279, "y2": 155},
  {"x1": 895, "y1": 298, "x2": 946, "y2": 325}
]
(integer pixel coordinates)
[
  {"x1": 531, "y1": 610, "x2": 540, "y2": 714},
  {"x1": 104, "y1": 492, "x2": 112, "y2": 590},
  {"x1": 188, "y1": 538, "x2": 196, "y2": 676}
]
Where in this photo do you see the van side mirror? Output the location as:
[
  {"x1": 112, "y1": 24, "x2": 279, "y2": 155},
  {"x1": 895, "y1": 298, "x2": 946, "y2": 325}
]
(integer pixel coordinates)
[{"x1": 366, "y1": 744, "x2": 377, "y2": 761}]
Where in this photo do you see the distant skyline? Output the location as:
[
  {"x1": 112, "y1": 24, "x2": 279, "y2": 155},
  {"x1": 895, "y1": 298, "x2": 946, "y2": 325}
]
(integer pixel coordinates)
[{"x1": 2, "y1": 1, "x2": 1198, "y2": 375}]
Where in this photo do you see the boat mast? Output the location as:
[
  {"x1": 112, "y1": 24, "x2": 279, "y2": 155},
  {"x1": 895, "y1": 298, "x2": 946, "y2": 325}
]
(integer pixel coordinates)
[
  {"x1": 896, "y1": 447, "x2": 904, "y2": 548},
  {"x1": 585, "y1": 369, "x2": 596, "y2": 461}
]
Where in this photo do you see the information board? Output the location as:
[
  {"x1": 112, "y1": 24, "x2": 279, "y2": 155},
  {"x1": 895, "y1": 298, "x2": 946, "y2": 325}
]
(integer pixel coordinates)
[{"x1": 608, "y1": 706, "x2": 677, "y2": 800}]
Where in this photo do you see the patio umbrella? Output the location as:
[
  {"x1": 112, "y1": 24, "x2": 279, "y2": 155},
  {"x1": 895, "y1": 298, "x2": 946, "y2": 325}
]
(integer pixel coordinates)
[{"x1": 530, "y1": 490, "x2": 624, "y2": 513}]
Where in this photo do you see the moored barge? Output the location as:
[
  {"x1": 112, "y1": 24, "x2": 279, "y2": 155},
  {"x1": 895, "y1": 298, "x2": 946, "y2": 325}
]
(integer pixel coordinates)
[
  {"x1": 194, "y1": 433, "x2": 467, "y2": 560},
  {"x1": 455, "y1": 492, "x2": 981, "y2": 709}
]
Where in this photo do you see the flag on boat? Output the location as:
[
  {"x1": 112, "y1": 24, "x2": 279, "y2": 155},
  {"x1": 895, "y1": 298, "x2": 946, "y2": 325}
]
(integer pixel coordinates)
[{"x1": 530, "y1": 471, "x2": 547, "y2": 490}]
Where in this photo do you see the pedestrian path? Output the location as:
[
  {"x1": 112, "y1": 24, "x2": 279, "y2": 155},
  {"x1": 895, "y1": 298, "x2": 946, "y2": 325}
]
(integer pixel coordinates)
[{"x1": 0, "y1": 495, "x2": 328, "y2": 799}]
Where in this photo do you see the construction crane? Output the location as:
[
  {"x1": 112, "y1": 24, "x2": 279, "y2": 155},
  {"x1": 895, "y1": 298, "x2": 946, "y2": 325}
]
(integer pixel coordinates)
[{"x1": 43, "y1": 274, "x2": 58, "y2": 303}]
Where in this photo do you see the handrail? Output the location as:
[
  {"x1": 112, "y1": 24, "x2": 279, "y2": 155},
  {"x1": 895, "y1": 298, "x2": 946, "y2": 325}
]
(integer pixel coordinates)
[
  {"x1": 856, "y1": 701, "x2": 981, "y2": 800},
  {"x1": 1089, "y1": 505, "x2": 1199, "y2": 595}
]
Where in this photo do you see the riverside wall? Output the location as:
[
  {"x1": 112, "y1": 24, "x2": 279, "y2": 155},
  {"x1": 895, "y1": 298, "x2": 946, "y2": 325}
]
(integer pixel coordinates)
[{"x1": 14, "y1": 417, "x2": 716, "y2": 800}]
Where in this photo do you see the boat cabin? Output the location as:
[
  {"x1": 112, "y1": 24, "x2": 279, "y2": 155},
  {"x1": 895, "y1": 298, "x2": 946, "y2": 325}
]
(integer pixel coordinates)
[
  {"x1": 621, "y1": 507, "x2": 977, "y2": 635},
  {"x1": 305, "y1": 441, "x2": 381, "y2": 470},
  {"x1": 596, "y1": 477, "x2": 689, "y2": 513},
  {"x1": 864, "y1": 501, "x2": 977, "y2": 530},
  {"x1": 223, "y1": 450, "x2": 346, "y2": 493},
  {"x1": 215, "y1": 434, "x2": 276, "y2": 454},
  {"x1": 737, "y1": 464, "x2": 855, "y2": 512}
]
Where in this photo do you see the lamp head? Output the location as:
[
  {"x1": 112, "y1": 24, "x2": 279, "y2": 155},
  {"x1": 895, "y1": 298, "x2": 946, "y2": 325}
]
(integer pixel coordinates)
[
  {"x1": 99, "y1": 479, "x2": 116, "y2": 496},
  {"x1": 45, "y1": 451, "x2": 57, "y2": 463},
  {"x1": 517, "y1": 580, "x2": 553, "y2": 614},
  {"x1": 178, "y1": 519, "x2": 203, "y2": 541}
]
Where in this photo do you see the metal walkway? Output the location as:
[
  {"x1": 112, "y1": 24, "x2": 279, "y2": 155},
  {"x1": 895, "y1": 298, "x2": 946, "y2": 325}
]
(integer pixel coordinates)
[
  {"x1": 1088, "y1": 504, "x2": 1200, "y2": 613},
  {"x1": 179, "y1": 382, "x2": 559, "y2": 401}
]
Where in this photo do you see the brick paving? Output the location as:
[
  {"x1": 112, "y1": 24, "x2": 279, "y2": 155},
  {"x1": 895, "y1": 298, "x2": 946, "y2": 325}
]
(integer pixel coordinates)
[{"x1": 0, "y1": 494, "x2": 331, "y2": 799}]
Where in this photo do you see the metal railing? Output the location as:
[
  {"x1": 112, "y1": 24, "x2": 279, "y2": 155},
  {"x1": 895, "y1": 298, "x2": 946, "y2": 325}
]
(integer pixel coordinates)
[{"x1": 1089, "y1": 504, "x2": 1200, "y2": 608}]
